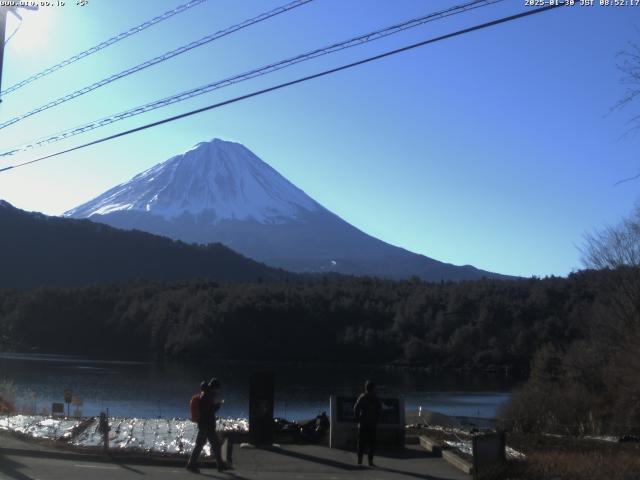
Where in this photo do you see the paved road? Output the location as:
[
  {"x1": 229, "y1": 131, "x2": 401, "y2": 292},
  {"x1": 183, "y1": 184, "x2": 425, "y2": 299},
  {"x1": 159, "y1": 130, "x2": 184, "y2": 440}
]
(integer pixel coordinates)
[{"x1": 0, "y1": 434, "x2": 469, "y2": 480}]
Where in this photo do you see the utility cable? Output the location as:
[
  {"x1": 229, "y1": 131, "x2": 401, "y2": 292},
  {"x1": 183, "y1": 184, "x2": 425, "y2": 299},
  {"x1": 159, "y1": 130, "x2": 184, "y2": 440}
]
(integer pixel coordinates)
[
  {"x1": 0, "y1": 0, "x2": 312, "y2": 130},
  {"x1": 0, "y1": 0, "x2": 504, "y2": 155},
  {"x1": 4, "y1": 10, "x2": 23, "y2": 46},
  {"x1": 0, "y1": 3, "x2": 565, "y2": 174},
  {"x1": 0, "y1": 0, "x2": 208, "y2": 97}
]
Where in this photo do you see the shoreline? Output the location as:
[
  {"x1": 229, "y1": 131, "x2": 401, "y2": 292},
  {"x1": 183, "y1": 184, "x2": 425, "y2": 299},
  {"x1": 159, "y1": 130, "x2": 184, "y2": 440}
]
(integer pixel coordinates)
[{"x1": 0, "y1": 350, "x2": 528, "y2": 376}]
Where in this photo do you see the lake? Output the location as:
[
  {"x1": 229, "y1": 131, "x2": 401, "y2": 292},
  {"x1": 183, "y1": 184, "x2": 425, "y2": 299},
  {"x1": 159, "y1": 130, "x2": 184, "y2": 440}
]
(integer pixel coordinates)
[{"x1": 0, "y1": 353, "x2": 518, "y2": 420}]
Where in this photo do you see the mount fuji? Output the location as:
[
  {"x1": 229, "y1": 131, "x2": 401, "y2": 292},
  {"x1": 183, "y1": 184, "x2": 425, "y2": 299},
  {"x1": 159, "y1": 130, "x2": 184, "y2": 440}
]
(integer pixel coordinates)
[{"x1": 65, "y1": 138, "x2": 505, "y2": 281}]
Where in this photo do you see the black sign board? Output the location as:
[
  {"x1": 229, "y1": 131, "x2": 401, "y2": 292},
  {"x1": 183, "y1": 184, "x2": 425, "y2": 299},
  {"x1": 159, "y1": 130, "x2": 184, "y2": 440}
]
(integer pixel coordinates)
[
  {"x1": 336, "y1": 397, "x2": 357, "y2": 423},
  {"x1": 51, "y1": 403, "x2": 64, "y2": 416},
  {"x1": 380, "y1": 398, "x2": 401, "y2": 424},
  {"x1": 472, "y1": 432, "x2": 506, "y2": 480},
  {"x1": 335, "y1": 396, "x2": 401, "y2": 424},
  {"x1": 249, "y1": 371, "x2": 274, "y2": 446}
]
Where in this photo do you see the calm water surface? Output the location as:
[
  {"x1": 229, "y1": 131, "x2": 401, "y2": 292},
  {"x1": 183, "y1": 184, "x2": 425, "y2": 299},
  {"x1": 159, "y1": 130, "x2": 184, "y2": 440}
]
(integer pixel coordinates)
[{"x1": 0, "y1": 353, "x2": 518, "y2": 420}]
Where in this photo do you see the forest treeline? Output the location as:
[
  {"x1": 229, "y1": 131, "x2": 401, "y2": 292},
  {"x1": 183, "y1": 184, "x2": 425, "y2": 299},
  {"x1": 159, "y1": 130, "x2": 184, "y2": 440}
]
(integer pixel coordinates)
[
  {"x1": 2, "y1": 266, "x2": 638, "y2": 434},
  {"x1": 0, "y1": 270, "x2": 610, "y2": 370}
]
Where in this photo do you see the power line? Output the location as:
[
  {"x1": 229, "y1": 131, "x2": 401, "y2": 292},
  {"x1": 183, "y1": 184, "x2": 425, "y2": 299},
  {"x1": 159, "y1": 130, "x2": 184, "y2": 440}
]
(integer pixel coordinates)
[
  {"x1": 4, "y1": 9, "x2": 24, "y2": 46},
  {"x1": 0, "y1": 0, "x2": 312, "y2": 131},
  {"x1": 0, "y1": 0, "x2": 208, "y2": 97},
  {"x1": 0, "y1": 3, "x2": 565, "y2": 175},
  {"x1": 0, "y1": 0, "x2": 504, "y2": 156},
  {"x1": 0, "y1": 5, "x2": 38, "y2": 98}
]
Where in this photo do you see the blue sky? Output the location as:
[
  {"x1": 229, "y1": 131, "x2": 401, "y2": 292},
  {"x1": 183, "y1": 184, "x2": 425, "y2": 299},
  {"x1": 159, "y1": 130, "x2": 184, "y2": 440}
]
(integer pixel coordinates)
[{"x1": 0, "y1": 0, "x2": 638, "y2": 277}]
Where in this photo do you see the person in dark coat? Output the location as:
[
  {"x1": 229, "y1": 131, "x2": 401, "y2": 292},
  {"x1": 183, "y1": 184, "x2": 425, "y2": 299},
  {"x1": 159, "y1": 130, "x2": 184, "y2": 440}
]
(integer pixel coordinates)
[
  {"x1": 353, "y1": 380, "x2": 382, "y2": 467},
  {"x1": 186, "y1": 378, "x2": 225, "y2": 473}
]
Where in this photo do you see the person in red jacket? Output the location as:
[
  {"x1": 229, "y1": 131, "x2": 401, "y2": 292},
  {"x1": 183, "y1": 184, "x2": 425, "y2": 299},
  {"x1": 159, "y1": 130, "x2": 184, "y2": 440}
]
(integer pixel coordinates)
[
  {"x1": 353, "y1": 380, "x2": 382, "y2": 467},
  {"x1": 186, "y1": 378, "x2": 225, "y2": 473}
]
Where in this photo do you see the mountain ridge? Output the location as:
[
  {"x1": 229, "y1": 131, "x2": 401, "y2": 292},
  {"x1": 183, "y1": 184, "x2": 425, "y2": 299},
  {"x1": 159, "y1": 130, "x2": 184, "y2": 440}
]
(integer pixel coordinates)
[
  {"x1": 65, "y1": 139, "x2": 321, "y2": 224},
  {"x1": 0, "y1": 199, "x2": 288, "y2": 289},
  {"x1": 65, "y1": 138, "x2": 510, "y2": 282}
]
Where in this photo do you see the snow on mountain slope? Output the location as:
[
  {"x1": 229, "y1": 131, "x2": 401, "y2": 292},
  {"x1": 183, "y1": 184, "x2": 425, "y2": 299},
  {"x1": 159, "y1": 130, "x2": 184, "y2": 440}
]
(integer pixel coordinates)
[
  {"x1": 65, "y1": 138, "x2": 509, "y2": 281},
  {"x1": 65, "y1": 139, "x2": 321, "y2": 224}
]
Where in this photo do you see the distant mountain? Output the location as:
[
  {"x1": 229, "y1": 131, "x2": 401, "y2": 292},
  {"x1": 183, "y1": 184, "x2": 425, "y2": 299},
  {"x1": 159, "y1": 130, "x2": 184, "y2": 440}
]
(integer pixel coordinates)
[
  {"x1": 65, "y1": 138, "x2": 507, "y2": 282},
  {"x1": 0, "y1": 200, "x2": 286, "y2": 289}
]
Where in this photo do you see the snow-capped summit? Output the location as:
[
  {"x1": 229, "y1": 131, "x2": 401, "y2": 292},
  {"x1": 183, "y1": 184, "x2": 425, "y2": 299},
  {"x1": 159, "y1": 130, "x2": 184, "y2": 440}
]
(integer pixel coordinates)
[
  {"x1": 66, "y1": 138, "x2": 508, "y2": 281},
  {"x1": 65, "y1": 138, "x2": 321, "y2": 224}
]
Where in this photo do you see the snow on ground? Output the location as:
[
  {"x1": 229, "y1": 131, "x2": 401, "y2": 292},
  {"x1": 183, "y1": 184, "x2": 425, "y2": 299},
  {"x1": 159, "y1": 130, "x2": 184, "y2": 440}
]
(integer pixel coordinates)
[
  {"x1": 444, "y1": 440, "x2": 472, "y2": 456},
  {"x1": 0, "y1": 415, "x2": 248, "y2": 456},
  {"x1": 583, "y1": 435, "x2": 619, "y2": 443},
  {"x1": 0, "y1": 415, "x2": 80, "y2": 440},
  {"x1": 506, "y1": 446, "x2": 526, "y2": 460},
  {"x1": 443, "y1": 439, "x2": 526, "y2": 460}
]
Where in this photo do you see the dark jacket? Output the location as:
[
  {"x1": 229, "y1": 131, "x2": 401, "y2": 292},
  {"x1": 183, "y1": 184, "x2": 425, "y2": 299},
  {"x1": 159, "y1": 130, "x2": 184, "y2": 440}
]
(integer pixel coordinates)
[
  {"x1": 354, "y1": 392, "x2": 382, "y2": 426},
  {"x1": 198, "y1": 391, "x2": 221, "y2": 429}
]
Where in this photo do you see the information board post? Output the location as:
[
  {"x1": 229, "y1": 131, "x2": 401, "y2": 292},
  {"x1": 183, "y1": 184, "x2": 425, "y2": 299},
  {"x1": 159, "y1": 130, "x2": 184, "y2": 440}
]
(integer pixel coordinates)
[
  {"x1": 249, "y1": 371, "x2": 274, "y2": 446},
  {"x1": 98, "y1": 412, "x2": 110, "y2": 454},
  {"x1": 71, "y1": 396, "x2": 83, "y2": 418},
  {"x1": 64, "y1": 389, "x2": 72, "y2": 417},
  {"x1": 472, "y1": 432, "x2": 506, "y2": 480}
]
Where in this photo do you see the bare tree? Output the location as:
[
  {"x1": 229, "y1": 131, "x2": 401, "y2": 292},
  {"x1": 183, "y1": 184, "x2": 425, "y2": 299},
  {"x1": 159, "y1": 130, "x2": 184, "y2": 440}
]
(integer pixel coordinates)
[
  {"x1": 581, "y1": 207, "x2": 640, "y2": 269},
  {"x1": 580, "y1": 211, "x2": 640, "y2": 434},
  {"x1": 581, "y1": 208, "x2": 640, "y2": 330},
  {"x1": 614, "y1": 41, "x2": 640, "y2": 131},
  {"x1": 612, "y1": 40, "x2": 640, "y2": 184}
]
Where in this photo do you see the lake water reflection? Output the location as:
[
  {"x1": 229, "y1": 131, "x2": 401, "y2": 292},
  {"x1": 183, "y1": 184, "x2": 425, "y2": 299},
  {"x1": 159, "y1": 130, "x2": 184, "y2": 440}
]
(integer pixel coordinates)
[{"x1": 0, "y1": 353, "x2": 518, "y2": 420}]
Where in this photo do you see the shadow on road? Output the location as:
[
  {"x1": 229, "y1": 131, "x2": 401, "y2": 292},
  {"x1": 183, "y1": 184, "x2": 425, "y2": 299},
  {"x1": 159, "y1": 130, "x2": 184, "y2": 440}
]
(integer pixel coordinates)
[
  {"x1": 1, "y1": 444, "x2": 464, "y2": 480},
  {"x1": 0, "y1": 453, "x2": 35, "y2": 480},
  {"x1": 198, "y1": 472, "x2": 252, "y2": 480},
  {"x1": 266, "y1": 447, "x2": 458, "y2": 480},
  {"x1": 373, "y1": 465, "x2": 457, "y2": 480},
  {"x1": 373, "y1": 448, "x2": 438, "y2": 460},
  {"x1": 264, "y1": 446, "x2": 361, "y2": 471},
  {"x1": 112, "y1": 459, "x2": 146, "y2": 475}
]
